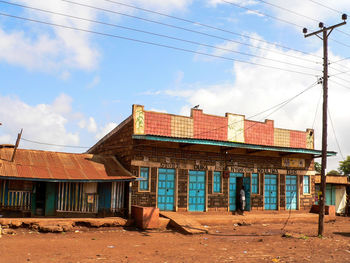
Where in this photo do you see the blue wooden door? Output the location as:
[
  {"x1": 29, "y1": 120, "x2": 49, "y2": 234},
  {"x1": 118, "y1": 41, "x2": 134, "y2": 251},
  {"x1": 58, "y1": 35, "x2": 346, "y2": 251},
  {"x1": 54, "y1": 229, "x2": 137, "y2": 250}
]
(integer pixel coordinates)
[
  {"x1": 188, "y1": 170, "x2": 205, "y2": 212},
  {"x1": 45, "y1": 182, "x2": 56, "y2": 216},
  {"x1": 98, "y1": 182, "x2": 111, "y2": 212},
  {"x1": 243, "y1": 177, "x2": 251, "y2": 211},
  {"x1": 158, "y1": 168, "x2": 175, "y2": 211},
  {"x1": 229, "y1": 173, "x2": 243, "y2": 211},
  {"x1": 264, "y1": 174, "x2": 278, "y2": 210},
  {"x1": 286, "y1": 175, "x2": 297, "y2": 210}
]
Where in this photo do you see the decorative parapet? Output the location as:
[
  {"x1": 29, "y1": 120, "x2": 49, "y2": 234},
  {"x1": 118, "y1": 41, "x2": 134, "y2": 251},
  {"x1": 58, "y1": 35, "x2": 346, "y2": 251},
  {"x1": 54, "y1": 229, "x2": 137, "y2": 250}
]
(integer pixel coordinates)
[{"x1": 131, "y1": 105, "x2": 314, "y2": 150}]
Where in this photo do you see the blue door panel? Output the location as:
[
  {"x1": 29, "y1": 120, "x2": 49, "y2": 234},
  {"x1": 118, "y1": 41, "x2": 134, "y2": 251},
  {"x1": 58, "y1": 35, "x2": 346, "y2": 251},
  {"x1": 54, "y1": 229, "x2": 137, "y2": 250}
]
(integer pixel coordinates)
[
  {"x1": 264, "y1": 174, "x2": 278, "y2": 210},
  {"x1": 286, "y1": 175, "x2": 297, "y2": 210},
  {"x1": 229, "y1": 173, "x2": 243, "y2": 211},
  {"x1": 157, "y1": 168, "x2": 175, "y2": 211},
  {"x1": 243, "y1": 177, "x2": 251, "y2": 211},
  {"x1": 188, "y1": 170, "x2": 206, "y2": 212}
]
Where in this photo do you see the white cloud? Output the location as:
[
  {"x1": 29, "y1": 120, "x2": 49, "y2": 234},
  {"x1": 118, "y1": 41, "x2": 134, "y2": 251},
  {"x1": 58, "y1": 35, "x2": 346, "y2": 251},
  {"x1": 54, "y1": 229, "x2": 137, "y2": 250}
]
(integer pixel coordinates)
[
  {"x1": 0, "y1": 94, "x2": 80, "y2": 151},
  {"x1": 0, "y1": 0, "x2": 194, "y2": 73},
  {"x1": 87, "y1": 117, "x2": 97, "y2": 133},
  {"x1": 164, "y1": 33, "x2": 350, "y2": 172},
  {"x1": 52, "y1": 93, "x2": 73, "y2": 114},
  {"x1": 212, "y1": 41, "x2": 240, "y2": 57},
  {"x1": 86, "y1": 75, "x2": 100, "y2": 89},
  {"x1": 95, "y1": 122, "x2": 117, "y2": 140}
]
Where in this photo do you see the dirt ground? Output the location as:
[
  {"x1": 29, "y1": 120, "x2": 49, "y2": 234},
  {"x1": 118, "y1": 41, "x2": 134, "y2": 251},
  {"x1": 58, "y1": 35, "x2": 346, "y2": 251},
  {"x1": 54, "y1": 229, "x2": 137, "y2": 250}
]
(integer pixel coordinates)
[{"x1": 1, "y1": 217, "x2": 350, "y2": 263}]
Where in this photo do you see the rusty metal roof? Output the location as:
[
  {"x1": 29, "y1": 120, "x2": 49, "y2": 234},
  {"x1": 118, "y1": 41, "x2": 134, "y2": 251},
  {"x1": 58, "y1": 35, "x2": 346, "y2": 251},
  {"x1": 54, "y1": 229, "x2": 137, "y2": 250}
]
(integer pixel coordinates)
[{"x1": 0, "y1": 148, "x2": 135, "y2": 182}]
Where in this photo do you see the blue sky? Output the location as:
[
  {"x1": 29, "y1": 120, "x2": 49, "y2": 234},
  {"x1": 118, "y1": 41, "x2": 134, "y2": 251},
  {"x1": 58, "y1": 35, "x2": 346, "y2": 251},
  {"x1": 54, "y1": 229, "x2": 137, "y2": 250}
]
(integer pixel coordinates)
[{"x1": 0, "y1": 0, "x2": 350, "y2": 171}]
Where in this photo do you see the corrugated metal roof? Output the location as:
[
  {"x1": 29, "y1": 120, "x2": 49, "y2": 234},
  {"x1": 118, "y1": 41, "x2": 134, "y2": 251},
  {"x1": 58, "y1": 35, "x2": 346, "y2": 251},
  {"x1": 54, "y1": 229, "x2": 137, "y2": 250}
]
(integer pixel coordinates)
[
  {"x1": 132, "y1": 135, "x2": 337, "y2": 157},
  {"x1": 0, "y1": 148, "x2": 135, "y2": 182}
]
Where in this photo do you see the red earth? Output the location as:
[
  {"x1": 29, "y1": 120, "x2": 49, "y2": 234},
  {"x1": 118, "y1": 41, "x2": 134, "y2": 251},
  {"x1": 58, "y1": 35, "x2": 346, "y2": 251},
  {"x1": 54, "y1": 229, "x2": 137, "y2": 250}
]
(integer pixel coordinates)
[{"x1": 1, "y1": 217, "x2": 350, "y2": 263}]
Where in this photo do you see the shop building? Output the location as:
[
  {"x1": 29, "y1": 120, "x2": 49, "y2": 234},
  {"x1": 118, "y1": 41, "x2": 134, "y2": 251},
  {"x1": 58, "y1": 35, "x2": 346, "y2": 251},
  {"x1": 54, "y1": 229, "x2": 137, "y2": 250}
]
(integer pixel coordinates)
[{"x1": 88, "y1": 105, "x2": 336, "y2": 213}]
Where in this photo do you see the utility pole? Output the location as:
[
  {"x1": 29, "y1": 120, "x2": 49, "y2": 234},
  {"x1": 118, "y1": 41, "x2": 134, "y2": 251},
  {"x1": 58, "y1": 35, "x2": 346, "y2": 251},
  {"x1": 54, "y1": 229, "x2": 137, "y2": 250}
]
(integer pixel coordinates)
[{"x1": 303, "y1": 14, "x2": 347, "y2": 236}]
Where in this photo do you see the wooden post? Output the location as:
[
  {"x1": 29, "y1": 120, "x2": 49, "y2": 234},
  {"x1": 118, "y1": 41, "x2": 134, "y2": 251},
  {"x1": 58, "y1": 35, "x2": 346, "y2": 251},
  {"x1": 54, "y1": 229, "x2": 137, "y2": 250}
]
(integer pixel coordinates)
[{"x1": 11, "y1": 129, "x2": 22, "y2": 162}]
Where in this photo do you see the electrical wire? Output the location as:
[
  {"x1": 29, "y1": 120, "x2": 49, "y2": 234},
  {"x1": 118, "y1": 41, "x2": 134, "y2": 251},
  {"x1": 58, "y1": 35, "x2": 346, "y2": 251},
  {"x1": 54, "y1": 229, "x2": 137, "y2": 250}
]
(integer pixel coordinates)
[
  {"x1": 256, "y1": 0, "x2": 350, "y2": 39},
  {"x1": 93, "y1": 0, "x2": 321, "y2": 59},
  {"x1": 312, "y1": 86, "x2": 323, "y2": 129},
  {"x1": 0, "y1": 12, "x2": 319, "y2": 76},
  {"x1": 222, "y1": 0, "x2": 303, "y2": 28},
  {"x1": 332, "y1": 75, "x2": 350, "y2": 85},
  {"x1": 331, "y1": 57, "x2": 350, "y2": 64},
  {"x1": 60, "y1": 0, "x2": 320, "y2": 65},
  {"x1": 21, "y1": 81, "x2": 319, "y2": 151},
  {"x1": 222, "y1": 0, "x2": 350, "y2": 50},
  {"x1": 329, "y1": 79, "x2": 350, "y2": 90},
  {"x1": 0, "y1": 1, "x2": 320, "y2": 72},
  {"x1": 307, "y1": 0, "x2": 342, "y2": 14},
  {"x1": 21, "y1": 138, "x2": 90, "y2": 149},
  {"x1": 191, "y1": 80, "x2": 319, "y2": 138},
  {"x1": 327, "y1": 108, "x2": 345, "y2": 160}
]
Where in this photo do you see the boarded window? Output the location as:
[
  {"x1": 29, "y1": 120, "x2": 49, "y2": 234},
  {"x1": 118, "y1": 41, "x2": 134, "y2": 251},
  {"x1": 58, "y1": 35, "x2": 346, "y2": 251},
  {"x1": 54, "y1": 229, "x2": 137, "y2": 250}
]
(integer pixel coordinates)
[
  {"x1": 8, "y1": 180, "x2": 32, "y2": 191},
  {"x1": 213, "y1": 171, "x2": 221, "y2": 193}
]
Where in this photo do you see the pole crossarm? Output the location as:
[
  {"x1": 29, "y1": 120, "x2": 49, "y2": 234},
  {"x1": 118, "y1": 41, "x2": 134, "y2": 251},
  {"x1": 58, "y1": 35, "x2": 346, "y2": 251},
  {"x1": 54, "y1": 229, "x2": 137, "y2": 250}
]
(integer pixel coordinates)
[{"x1": 304, "y1": 21, "x2": 346, "y2": 38}]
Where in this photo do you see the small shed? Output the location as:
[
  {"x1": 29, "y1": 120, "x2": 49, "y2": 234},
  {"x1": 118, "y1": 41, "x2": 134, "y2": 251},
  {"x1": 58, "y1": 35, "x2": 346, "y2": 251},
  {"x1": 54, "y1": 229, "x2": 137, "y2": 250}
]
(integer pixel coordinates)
[
  {"x1": 0, "y1": 147, "x2": 136, "y2": 217},
  {"x1": 315, "y1": 174, "x2": 349, "y2": 214}
]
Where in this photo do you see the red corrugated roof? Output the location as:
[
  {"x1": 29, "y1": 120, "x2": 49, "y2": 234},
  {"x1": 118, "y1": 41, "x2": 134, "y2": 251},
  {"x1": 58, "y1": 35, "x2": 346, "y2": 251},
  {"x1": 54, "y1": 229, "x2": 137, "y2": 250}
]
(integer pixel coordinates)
[{"x1": 0, "y1": 148, "x2": 135, "y2": 182}]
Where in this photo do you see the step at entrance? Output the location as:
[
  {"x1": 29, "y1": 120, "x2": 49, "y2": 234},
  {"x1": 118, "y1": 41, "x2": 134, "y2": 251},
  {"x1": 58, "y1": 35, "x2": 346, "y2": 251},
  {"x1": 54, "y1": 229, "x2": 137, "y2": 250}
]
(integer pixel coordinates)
[{"x1": 160, "y1": 211, "x2": 208, "y2": 234}]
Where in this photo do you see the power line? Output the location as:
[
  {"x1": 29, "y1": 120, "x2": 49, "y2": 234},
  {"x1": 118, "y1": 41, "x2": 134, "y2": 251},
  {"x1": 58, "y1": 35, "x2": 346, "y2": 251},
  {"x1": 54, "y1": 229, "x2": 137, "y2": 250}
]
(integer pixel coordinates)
[
  {"x1": 307, "y1": 0, "x2": 342, "y2": 14},
  {"x1": 192, "y1": 80, "x2": 319, "y2": 137},
  {"x1": 257, "y1": 0, "x2": 350, "y2": 39},
  {"x1": 256, "y1": 0, "x2": 319, "y2": 23},
  {"x1": 328, "y1": 108, "x2": 345, "y2": 160},
  {"x1": 312, "y1": 86, "x2": 323, "y2": 129},
  {"x1": 0, "y1": 12, "x2": 318, "y2": 76},
  {"x1": 330, "y1": 57, "x2": 350, "y2": 64},
  {"x1": 222, "y1": 0, "x2": 303, "y2": 28},
  {"x1": 24, "y1": 81, "x2": 319, "y2": 151},
  {"x1": 60, "y1": 0, "x2": 320, "y2": 65},
  {"x1": 0, "y1": 1, "x2": 320, "y2": 72},
  {"x1": 21, "y1": 138, "x2": 90, "y2": 149},
  {"x1": 223, "y1": 0, "x2": 350, "y2": 50},
  {"x1": 329, "y1": 79, "x2": 350, "y2": 90},
  {"x1": 332, "y1": 75, "x2": 350, "y2": 85},
  {"x1": 93, "y1": 0, "x2": 321, "y2": 59}
]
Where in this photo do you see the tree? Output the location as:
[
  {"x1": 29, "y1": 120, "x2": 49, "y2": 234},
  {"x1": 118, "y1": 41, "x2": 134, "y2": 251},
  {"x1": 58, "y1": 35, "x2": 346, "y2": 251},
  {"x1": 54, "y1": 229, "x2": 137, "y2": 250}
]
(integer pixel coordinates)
[
  {"x1": 327, "y1": 170, "x2": 340, "y2": 176},
  {"x1": 314, "y1": 162, "x2": 321, "y2": 174},
  {"x1": 339, "y1": 156, "x2": 350, "y2": 175}
]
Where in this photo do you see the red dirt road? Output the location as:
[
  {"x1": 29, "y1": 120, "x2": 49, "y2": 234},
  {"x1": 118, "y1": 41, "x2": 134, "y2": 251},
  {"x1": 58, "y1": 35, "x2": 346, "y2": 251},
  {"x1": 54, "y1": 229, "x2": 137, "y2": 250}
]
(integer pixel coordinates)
[{"x1": 1, "y1": 217, "x2": 350, "y2": 263}]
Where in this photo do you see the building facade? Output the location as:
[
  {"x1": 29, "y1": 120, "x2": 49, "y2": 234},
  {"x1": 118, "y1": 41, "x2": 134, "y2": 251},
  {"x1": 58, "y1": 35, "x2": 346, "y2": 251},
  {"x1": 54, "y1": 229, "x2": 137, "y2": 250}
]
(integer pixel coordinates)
[{"x1": 88, "y1": 105, "x2": 336, "y2": 213}]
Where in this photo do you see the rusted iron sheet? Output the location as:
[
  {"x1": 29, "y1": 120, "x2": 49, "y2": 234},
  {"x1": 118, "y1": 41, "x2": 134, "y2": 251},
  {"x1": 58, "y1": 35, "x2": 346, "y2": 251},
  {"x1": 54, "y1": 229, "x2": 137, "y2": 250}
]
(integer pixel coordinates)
[{"x1": 0, "y1": 148, "x2": 135, "y2": 181}]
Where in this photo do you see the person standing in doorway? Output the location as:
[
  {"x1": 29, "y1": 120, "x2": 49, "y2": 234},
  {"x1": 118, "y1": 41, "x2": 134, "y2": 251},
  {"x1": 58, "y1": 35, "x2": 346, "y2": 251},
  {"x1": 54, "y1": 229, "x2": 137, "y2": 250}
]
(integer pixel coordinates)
[{"x1": 240, "y1": 186, "x2": 246, "y2": 215}]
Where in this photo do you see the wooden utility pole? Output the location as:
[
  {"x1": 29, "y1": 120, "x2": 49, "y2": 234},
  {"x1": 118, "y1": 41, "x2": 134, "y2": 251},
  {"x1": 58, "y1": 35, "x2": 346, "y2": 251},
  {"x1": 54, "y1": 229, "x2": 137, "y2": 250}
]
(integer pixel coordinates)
[
  {"x1": 303, "y1": 15, "x2": 347, "y2": 236},
  {"x1": 11, "y1": 129, "x2": 23, "y2": 162}
]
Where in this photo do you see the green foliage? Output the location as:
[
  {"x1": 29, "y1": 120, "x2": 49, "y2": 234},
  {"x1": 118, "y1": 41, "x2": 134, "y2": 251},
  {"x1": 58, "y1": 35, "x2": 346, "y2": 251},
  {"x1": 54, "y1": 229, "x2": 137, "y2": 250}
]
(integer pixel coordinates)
[
  {"x1": 327, "y1": 170, "x2": 340, "y2": 176},
  {"x1": 339, "y1": 156, "x2": 350, "y2": 175},
  {"x1": 314, "y1": 162, "x2": 321, "y2": 173}
]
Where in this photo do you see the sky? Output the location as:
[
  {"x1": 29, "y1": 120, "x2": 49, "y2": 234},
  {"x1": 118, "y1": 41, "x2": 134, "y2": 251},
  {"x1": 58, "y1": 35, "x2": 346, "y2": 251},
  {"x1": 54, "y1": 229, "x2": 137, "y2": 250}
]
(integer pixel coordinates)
[{"x1": 0, "y1": 0, "x2": 350, "y2": 172}]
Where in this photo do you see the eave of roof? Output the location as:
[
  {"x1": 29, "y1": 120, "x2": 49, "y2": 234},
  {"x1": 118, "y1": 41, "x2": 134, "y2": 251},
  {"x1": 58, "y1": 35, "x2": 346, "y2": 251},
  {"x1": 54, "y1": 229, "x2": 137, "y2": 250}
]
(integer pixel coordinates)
[
  {"x1": 0, "y1": 148, "x2": 136, "y2": 182},
  {"x1": 132, "y1": 135, "x2": 337, "y2": 157}
]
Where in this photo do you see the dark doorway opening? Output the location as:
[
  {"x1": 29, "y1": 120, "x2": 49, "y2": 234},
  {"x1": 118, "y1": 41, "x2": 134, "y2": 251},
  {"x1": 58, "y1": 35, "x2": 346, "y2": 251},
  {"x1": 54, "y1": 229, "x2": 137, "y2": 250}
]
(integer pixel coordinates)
[{"x1": 35, "y1": 182, "x2": 46, "y2": 216}]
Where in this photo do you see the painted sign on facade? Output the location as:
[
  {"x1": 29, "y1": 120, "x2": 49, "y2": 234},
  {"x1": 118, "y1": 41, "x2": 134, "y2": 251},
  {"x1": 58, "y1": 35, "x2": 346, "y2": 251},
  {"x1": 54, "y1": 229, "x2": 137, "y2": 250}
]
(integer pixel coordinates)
[
  {"x1": 133, "y1": 105, "x2": 145, "y2": 134},
  {"x1": 227, "y1": 114, "x2": 244, "y2": 143},
  {"x1": 282, "y1": 158, "x2": 305, "y2": 168}
]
